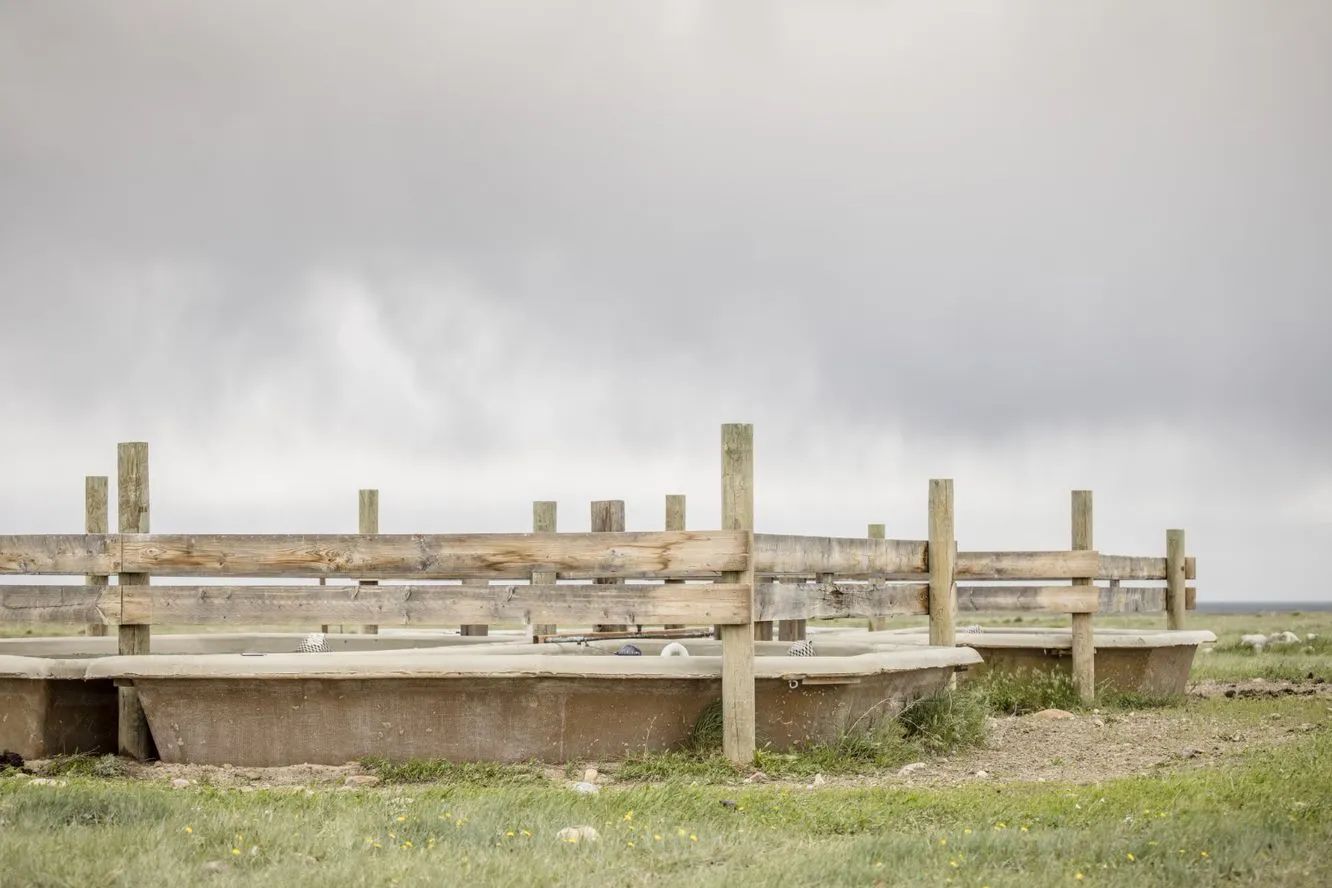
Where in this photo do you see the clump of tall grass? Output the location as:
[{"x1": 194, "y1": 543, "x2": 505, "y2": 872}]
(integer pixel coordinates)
[
  {"x1": 360, "y1": 756, "x2": 543, "y2": 785},
  {"x1": 41, "y1": 754, "x2": 128, "y2": 779}
]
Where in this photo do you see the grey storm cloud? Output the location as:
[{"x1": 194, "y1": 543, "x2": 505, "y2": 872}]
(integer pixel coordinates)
[{"x1": 1, "y1": 2, "x2": 1330, "y2": 600}]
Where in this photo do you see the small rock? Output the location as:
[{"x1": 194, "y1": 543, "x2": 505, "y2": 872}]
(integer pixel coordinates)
[
  {"x1": 1034, "y1": 709, "x2": 1075, "y2": 720},
  {"x1": 571, "y1": 781, "x2": 599, "y2": 795},
  {"x1": 343, "y1": 775, "x2": 380, "y2": 788},
  {"x1": 1178, "y1": 748, "x2": 1201, "y2": 760},
  {"x1": 582, "y1": 767, "x2": 599, "y2": 783},
  {"x1": 170, "y1": 778, "x2": 192, "y2": 788},
  {"x1": 811, "y1": 773, "x2": 826, "y2": 786},
  {"x1": 1252, "y1": 677, "x2": 1267, "y2": 684},
  {"x1": 557, "y1": 825, "x2": 600, "y2": 843},
  {"x1": 898, "y1": 762, "x2": 928, "y2": 776},
  {"x1": 1091, "y1": 717, "x2": 1105, "y2": 727},
  {"x1": 720, "y1": 799, "x2": 737, "y2": 810},
  {"x1": 744, "y1": 770, "x2": 769, "y2": 784},
  {"x1": 201, "y1": 861, "x2": 229, "y2": 874},
  {"x1": 974, "y1": 770, "x2": 990, "y2": 779},
  {"x1": 28, "y1": 777, "x2": 67, "y2": 787}
]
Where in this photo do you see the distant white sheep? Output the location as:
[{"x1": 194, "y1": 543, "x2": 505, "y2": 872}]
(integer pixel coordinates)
[{"x1": 1239, "y1": 634, "x2": 1267, "y2": 652}]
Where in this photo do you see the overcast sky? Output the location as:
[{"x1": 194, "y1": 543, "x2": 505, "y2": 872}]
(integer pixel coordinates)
[{"x1": 2, "y1": 2, "x2": 1329, "y2": 601}]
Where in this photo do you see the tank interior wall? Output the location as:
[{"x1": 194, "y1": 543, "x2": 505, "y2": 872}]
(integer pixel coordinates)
[{"x1": 0, "y1": 677, "x2": 118, "y2": 759}]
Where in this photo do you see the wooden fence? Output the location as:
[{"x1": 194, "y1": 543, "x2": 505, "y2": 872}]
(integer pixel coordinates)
[{"x1": 0, "y1": 423, "x2": 1196, "y2": 763}]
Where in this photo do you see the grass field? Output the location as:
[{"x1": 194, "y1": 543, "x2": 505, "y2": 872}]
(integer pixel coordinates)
[{"x1": 2, "y1": 610, "x2": 1330, "y2": 886}]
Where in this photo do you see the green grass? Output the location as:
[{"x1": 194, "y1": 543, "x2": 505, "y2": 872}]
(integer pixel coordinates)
[
  {"x1": 3, "y1": 713, "x2": 1329, "y2": 886},
  {"x1": 360, "y1": 758, "x2": 543, "y2": 786},
  {"x1": 4, "y1": 611, "x2": 1331, "y2": 884},
  {"x1": 619, "y1": 684, "x2": 989, "y2": 782}
]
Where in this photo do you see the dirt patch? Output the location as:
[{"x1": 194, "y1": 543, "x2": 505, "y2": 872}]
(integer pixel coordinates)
[
  {"x1": 125, "y1": 761, "x2": 366, "y2": 789},
  {"x1": 820, "y1": 685, "x2": 1332, "y2": 788},
  {"x1": 1190, "y1": 677, "x2": 1331, "y2": 700}
]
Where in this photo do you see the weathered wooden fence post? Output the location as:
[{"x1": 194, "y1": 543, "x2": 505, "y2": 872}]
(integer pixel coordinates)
[
  {"x1": 1166, "y1": 528, "x2": 1186, "y2": 630},
  {"x1": 927, "y1": 479, "x2": 955, "y2": 647},
  {"x1": 358, "y1": 489, "x2": 381, "y2": 635},
  {"x1": 117, "y1": 442, "x2": 153, "y2": 760},
  {"x1": 663, "y1": 494, "x2": 686, "y2": 631},
  {"x1": 1071, "y1": 490, "x2": 1096, "y2": 703},
  {"x1": 530, "y1": 501, "x2": 558, "y2": 639},
  {"x1": 867, "y1": 522, "x2": 889, "y2": 631},
  {"x1": 85, "y1": 476, "x2": 109, "y2": 637},
  {"x1": 721, "y1": 422, "x2": 756, "y2": 763},
  {"x1": 591, "y1": 500, "x2": 627, "y2": 633}
]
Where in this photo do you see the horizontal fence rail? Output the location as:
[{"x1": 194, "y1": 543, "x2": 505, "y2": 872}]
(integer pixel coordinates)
[
  {"x1": 0, "y1": 531, "x2": 750, "y2": 580},
  {"x1": 753, "y1": 534, "x2": 928, "y2": 579},
  {"x1": 1098, "y1": 553, "x2": 1198, "y2": 581},
  {"x1": 956, "y1": 585, "x2": 1100, "y2": 614},
  {"x1": 954, "y1": 550, "x2": 1101, "y2": 580},
  {"x1": 754, "y1": 580, "x2": 930, "y2": 622},
  {"x1": 0, "y1": 583, "x2": 753, "y2": 627}
]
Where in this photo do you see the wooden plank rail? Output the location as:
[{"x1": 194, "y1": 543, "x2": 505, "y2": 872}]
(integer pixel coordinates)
[
  {"x1": 0, "y1": 531, "x2": 749, "y2": 579},
  {"x1": 0, "y1": 586, "x2": 120, "y2": 624},
  {"x1": 753, "y1": 533, "x2": 928, "y2": 578},
  {"x1": 755, "y1": 580, "x2": 929, "y2": 622},
  {"x1": 956, "y1": 585, "x2": 1099, "y2": 614},
  {"x1": 1098, "y1": 585, "x2": 1198, "y2": 614},
  {"x1": 955, "y1": 550, "x2": 1100, "y2": 580},
  {"x1": 0, "y1": 535, "x2": 120, "y2": 575},
  {"x1": 1, "y1": 583, "x2": 754, "y2": 627},
  {"x1": 1098, "y1": 554, "x2": 1197, "y2": 581}
]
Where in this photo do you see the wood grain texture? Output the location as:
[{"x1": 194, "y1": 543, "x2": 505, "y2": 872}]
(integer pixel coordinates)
[
  {"x1": 956, "y1": 585, "x2": 1099, "y2": 614},
  {"x1": 114, "y1": 531, "x2": 748, "y2": 579},
  {"x1": 928, "y1": 479, "x2": 956, "y2": 647},
  {"x1": 720, "y1": 422, "x2": 756, "y2": 765},
  {"x1": 591, "y1": 499, "x2": 627, "y2": 633},
  {"x1": 1098, "y1": 554, "x2": 1197, "y2": 581},
  {"x1": 1166, "y1": 529, "x2": 1187, "y2": 630},
  {"x1": 117, "y1": 442, "x2": 152, "y2": 761},
  {"x1": 85, "y1": 476, "x2": 110, "y2": 635},
  {"x1": 114, "y1": 583, "x2": 752, "y2": 626},
  {"x1": 530, "y1": 500, "x2": 558, "y2": 637},
  {"x1": 753, "y1": 533, "x2": 928, "y2": 579},
  {"x1": 756, "y1": 580, "x2": 929, "y2": 621},
  {"x1": 865, "y1": 523, "x2": 891, "y2": 631},
  {"x1": 1070, "y1": 490, "x2": 1095, "y2": 703},
  {"x1": 1097, "y1": 585, "x2": 1198, "y2": 614},
  {"x1": 663, "y1": 495, "x2": 686, "y2": 630},
  {"x1": 955, "y1": 550, "x2": 1100, "y2": 580},
  {"x1": 358, "y1": 489, "x2": 381, "y2": 635},
  {"x1": 0, "y1": 585, "x2": 119, "y2": 623},
  {"x1": 0, "y1": 535, "x2": 119, "y2": 574}
]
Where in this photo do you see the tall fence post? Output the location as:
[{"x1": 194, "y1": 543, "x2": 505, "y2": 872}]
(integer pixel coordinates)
[
  {"x1": 927, "y1": 479, "x2": 955, "y2": 647},
  {"x1": 866, "y1": 522, "x2": 889, "y2": 631},
  {"x1": 1071, "y1": 490, "x2": 1095, "y2": 704},
  {"x1": 1166, "y1": 528, "x2": 1186, "y2": 630},
  {"x1": 720, "y1": 423, "x2": 756, "y2": 764},
  {"x1": 663, "y1": 494, "x2": 686, "y2": 631},
  {"x1": 117, "y1": 442, "x2": 153, "y2": 760},
  {"x1": 591, "y1": 500, "x2": 627, "y2": 633},
  {"x1": 358, "y1": 489, "x2": 381, "y2": 635},
  {"x1": 85, "y1": 476, "x2": 109, "y2": 637},
  {"x1": 530, "y1": 501, "x2": 558, "y2": 639}
]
